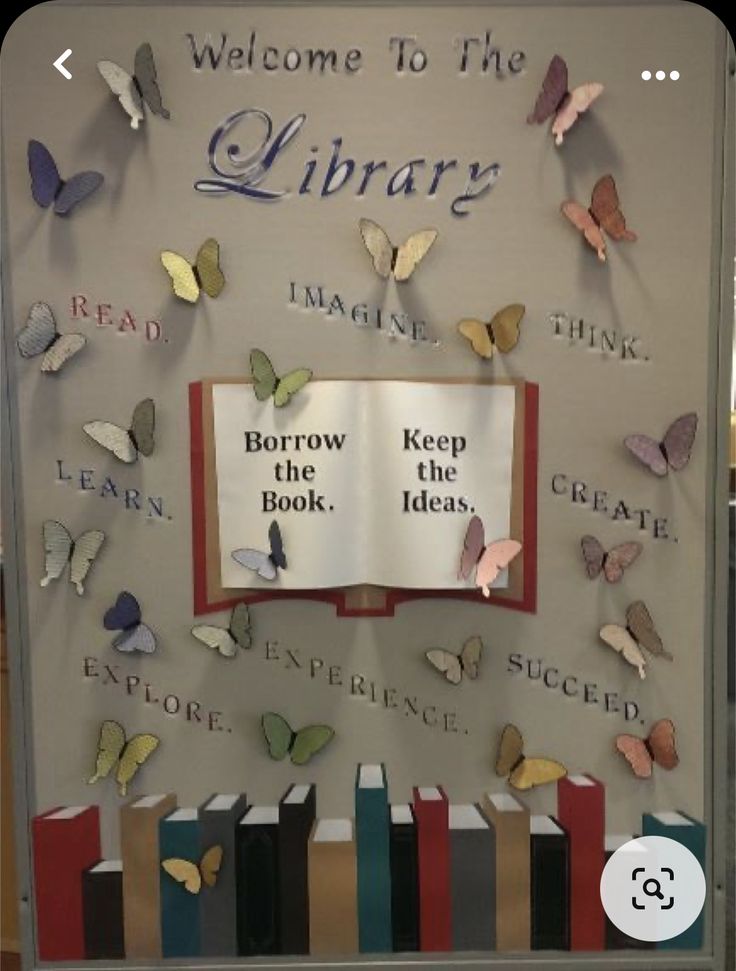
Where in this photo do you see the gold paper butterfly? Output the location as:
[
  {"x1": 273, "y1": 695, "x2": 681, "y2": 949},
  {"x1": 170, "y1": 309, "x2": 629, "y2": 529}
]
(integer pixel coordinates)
[
  {"x1": 457, "y1": 304, "x2": 525, "y2": 359},
  {"x1": 160, "y1": 238, "x2": 224, "y2": 303},
  {"x1": 161, "y1": 846, "x2": 223, "y2": 894},
  {"x1": 86, "y1": 720, "x2": 159, "y2": 796},
  {"x1": 425, "y1": 636, "x2": 483, "y2": 685},
  {"x1": 495, "y1": 723, "x2": 567, "y2": 791},
  {"x1": 359, "y1": 219, "x2": 438, "y2": 282}
]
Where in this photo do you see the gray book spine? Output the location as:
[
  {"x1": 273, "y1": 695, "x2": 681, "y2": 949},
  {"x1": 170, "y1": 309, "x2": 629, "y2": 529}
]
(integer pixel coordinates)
[
  {"x1": 450, "y1": 811, "x2": 496, "y2": 951},
  {"x1": 198, "y1": 795, "x2": 249, "y2": 956}
]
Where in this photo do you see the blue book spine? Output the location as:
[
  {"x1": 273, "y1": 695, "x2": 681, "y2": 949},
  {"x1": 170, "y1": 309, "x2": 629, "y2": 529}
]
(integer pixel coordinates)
[
  {"x1": 355, "y1": 765, "x2": 392, "y2": 952},
  {"x1": 159, "y1": 811, "x2": 201, "y2": 957},
  {"x1": 642, "y1": 812, "x2": 706, "y2": 950}
]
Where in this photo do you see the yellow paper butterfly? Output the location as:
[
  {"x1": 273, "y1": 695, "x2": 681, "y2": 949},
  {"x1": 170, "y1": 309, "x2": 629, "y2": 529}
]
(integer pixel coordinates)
[
  {"x1": 87, "y1": 720, "x2": 159, "y2": 796},
  {"x1": 457, "y1": 304, "x2": 525, "y2": 359},
  {"x1": 161, "y1": 845, "x2": 223, "y2": 894},
  {"x1": 160, "y1": 238, "x2": 224, "y2": 303},
  {"x1": 495, "y1": 723, "x2": 567, "y2": 791},
  {"x1": 359, "y1": 219, "x2": 438, "y2": 282}
]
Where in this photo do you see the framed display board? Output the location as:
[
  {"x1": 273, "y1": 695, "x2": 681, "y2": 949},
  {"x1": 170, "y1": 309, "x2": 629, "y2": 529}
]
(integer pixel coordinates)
[{"x1": 1, "y1": 1, "x2": 733, "y2": 969}]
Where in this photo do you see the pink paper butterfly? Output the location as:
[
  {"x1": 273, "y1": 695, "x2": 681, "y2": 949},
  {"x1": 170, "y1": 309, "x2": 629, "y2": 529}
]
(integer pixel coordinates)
[
  {"x1": 457, "y1": 515, "x2": 522, "y2": 598},
  {"x1": 527, "y1": 55, "x2": 603, "y2": 146},
  {"x1": 624, "y1": 413, "x2": 698, "y2": 477}
]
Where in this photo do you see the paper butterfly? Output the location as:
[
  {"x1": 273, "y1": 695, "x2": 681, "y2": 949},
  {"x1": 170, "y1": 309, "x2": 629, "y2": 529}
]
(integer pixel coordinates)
[
  {"x1": 561, "y1": 175, "x2": 637, "y2": 262},
  {"x1": 161, "y1": 846, "x2": 223, "y2": 895},
  {"x1": 624, "y1": 412, "x2": 698, "y2": 477},
  {"x1": 97, "y1": 43, "x2": 170, "y2": 130},
  {"x1": 527, "y1": 54, "x2": 603, "y2": 145},
  {"x1": 457, "y1": 304, "x2": 525, "y2": 360},
  {"x1": 425, "y1": 636, "x2": 483, "y2": 686},
  {"x1": 359, "y1": 218, "x2": 438, "y2": 282},
  {"x1": 40, "y1": 520, "x2": 105, "y2": 595},
  {"x1": 191, "y1": 603, "x2": 252, "y2": 658},
  {"x1": 83, "y1": 398, "x2": 155, "y2": 463},
  {"x1": 262, "y1": 712, "x2": 334, "y2": 765},
  {"x1": 160, "y1": 238, "x2": 224, "y2": 303},
  {"x1": 16, "y1": 302, "x2": 86, "y2": 373},
  {"x1": 458, "y1": 515, "x2": 522, "y2": 598},
  {"x1": 87, "y1": 719, "x2": 159, "y2": 796},
  {"x1": 495, "y1": 723, "x2": 567, "y2": 791},
  {"x1": 580, "y1": 535, "x2": 642, "y2": 583},
  {"x1": 250, "y1": 349, "x2": 312, "y2": 407},
  {"x1": 599, "y1": 600, "x2": 672, "y2": 680},
  {"x1": 27, "y1": 139, "x2": 103, "y2": 215},
  {"x1": 231, "y1": 520, "x2": 287, "y2": 580},
  {"x1": 615, "y1": 719, "x2": 679, "y2": 779},
  {"x1": 104, "y1": 591, "x2": 156, "y2": 654}
]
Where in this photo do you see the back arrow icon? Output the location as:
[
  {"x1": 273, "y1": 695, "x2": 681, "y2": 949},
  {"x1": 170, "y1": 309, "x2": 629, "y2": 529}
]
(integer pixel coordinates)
[{"x1": 53, "y1": 49, "x2": 73, "y2": 79}]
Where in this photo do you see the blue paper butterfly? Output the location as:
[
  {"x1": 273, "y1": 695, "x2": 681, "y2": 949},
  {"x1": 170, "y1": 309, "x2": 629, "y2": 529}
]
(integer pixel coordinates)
[
  {"x1": 28, "y1": 140, "x2": 103, "y2": 216},
  {"x1": 104, "y1": 591, "x2": 156, "y2": 654}
]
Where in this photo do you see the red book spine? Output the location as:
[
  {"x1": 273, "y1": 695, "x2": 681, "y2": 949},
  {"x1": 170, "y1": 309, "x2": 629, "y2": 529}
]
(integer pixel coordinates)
[
  {"x1": 32, "y1": 806, "x2": 101, "y2": 960},
  {"x1": 411, "y1": 786, "x2": 451, "y2": 951},
  {"x1": 557, "y1": 776, "x2": 605, "y2": 950}
]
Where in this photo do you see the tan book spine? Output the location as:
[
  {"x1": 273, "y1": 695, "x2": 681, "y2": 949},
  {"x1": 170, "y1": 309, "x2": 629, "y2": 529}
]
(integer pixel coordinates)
[
  {"x1": 481, "y1": 793, "x2": 530, "y2": 951},
  {"x1": 120, "y1": 794, "x2": 177, "y2": 957},
  {"x1": 308, "y1": 820, "x2": 358, "y2": 955}
]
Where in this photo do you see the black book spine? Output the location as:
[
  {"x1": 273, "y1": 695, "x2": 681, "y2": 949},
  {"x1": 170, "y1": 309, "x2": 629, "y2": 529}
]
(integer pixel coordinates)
[
  {"x1": 236, "y1": 822, "x2": 280, "y2": 955},
  {"x1": 530, "y1": 831, "x2": 569, "y2": 950},
  {"x1": 604, "y1": 850, "x2": 656, "y2": 950},
  {"x1": 278, "y1": 786, "x2": 316, "y2": 954},
  {"x1": 82, "y1": 866, "x2": 125, "y2": 959},
  {"x1": 389, "y1": 815, "x2": 419, "y2": 952}
]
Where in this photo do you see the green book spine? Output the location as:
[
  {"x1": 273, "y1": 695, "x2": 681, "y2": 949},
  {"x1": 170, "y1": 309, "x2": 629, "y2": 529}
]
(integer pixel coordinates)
[{"x1": 355, "y1": 764, "x2": 392, "y2": 952}]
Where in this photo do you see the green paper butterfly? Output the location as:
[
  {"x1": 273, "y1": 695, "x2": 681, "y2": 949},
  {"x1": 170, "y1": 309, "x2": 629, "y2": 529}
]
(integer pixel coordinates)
[
  {"x1": 250, "y1": 349, "x2": 312, "y2": 407},
  {"x1": 261, "y1": 712, "x2": 334, "y2": 765}
]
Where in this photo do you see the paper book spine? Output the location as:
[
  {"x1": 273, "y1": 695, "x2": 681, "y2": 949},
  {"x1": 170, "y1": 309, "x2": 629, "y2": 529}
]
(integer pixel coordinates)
[
  {"x1": 642, "y1": 813, "x2": 706, "y2": 950},
  {"x1": 278, "y1": 786, "x2": 316, "y2": 954},
  {"x1": 308, "y1": 825, "x2": 358, "y2": 954},
  {"x1": 557, "y1": 776, "x2": 605, "y2": 950},
  {"x1": 82, "y1": 867, "x2": 124, "y2": 958},
  {"x1": 603, "y1": 843, "x2": 655, "y2": 951},
  {"x1": 236, "y1": 822, "x2": 280, "y2": 955},
  {"x1": 120, "y1": 794, "x2": 177, "y2": 958},
  {"x1": 198, "y1": 795, "x2": 248, "y2": 956},
  {"x1": 32, "y1": 807, "x2": 101, "y2": 960},
  {"x1": 355, "y1": 772, "x2": 392, "y2": 952},
  {"x1": 159, "y1": 814, "x2": 201, "y2": 957},
  {"x1": 480, "y1": 797, "x2": 530, "y2": 950},
  {"x1": 530, "y1": 828, "x2": 569, "y2": 949},
  {"x1": 449, "y1": 823, "x2": 495, "y2": 951},
  {"x1": 389, "y1": 815, "x2": 419, "y2": 952},
  {"x1": 412, "y1": 787, "x2": 451, "y2": 952}
]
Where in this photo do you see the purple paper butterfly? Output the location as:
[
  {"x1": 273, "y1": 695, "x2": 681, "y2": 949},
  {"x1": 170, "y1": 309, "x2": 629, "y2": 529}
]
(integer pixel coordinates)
[
  {"x1": 104, "y1": 591, "x2": 156, "y2": 654},
  {"x1": 28, "y1": 140, "x2": 103, "y2": 215},
  {"x1": 624, "y1": 413, "x2": 698, "y2": 477}
]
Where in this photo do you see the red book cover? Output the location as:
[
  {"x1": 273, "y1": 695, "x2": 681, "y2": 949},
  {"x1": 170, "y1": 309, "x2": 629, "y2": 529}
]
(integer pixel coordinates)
[
  {"x1": 411, "y1": 785, "x2": 451, "y2": 951},
  {"x1": 32, "y1": 805, "x2": 101, "y2": 960},
  {"x1": 557, "y1": 774, "x2": 605, "y2": 951}
]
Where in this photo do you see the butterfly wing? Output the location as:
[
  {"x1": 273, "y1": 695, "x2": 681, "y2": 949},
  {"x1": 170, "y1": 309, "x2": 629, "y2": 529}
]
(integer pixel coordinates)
[
  {"x1": 113, "y1": 624, "x2": 157, "y2": 655},
  {"x1": 199, "y1": 845, "x2": 223, "y2": 888},
  {"x1": 87, "y1": 720, "x2": 126, "y2": 784},
  {"x1": 457, "y1": 319, "x2": 494, "y2": 359},
  {"x1": 130, "y1": 398, "x2": 155, "y2": 457},
  {"x1": 231, "y1": 549, "x2": 278, "y2": 580},
  {"x1": 599, "y1": 624, "x2": 647, "y2": 679},
  {"x1": 393, "y1": 229, "x2": 439, "y2": 282},
  {"x1": 590, "y1": 174, "x2": 637, "y2": 243},
  {"x1": 191, "y1": 624, "x2": 238, "y2": 658},
  {"x1": 551, "y1": 83, "x2": 603, "y2": 145},
  {"x1": 54, "y1": 172, "x2": 104, "y2": 216},
  {"x1": 96, "y1": 60, "x2": 145, "y2": 129},
  {"x1": 580, "y1": 535, "x2": 606, "y2": 579},
  {"x1": 290, "y1": 725, "x2": 335, "y2": 765},
  {"x1": 116, "y1": 733, "x2": 160, "y2": 796},
  {"x1": 42, "y1": 334, "x2": 86, "y2": 373},
  {"x1": 475, "y1": 539, "x2": 522, "y2": 597},
  {"x1": 458, "y1": 515, "x2": 485, "y2": 580},
  {"x1": 68, "y1": 529, "x2": 105, "y2": 595},
  {"x1": 17, "y1": 302, "x2": 56, "y2": 358},
  {"x1": 647, "y1": 719, "x2": 679, "y2": 770},
  {"x1": 83, "y1": 420, "x2": 137, "y2": 463},
  {"x1": 229, "y1": 602, "x2": 252, "y2": 650},
  {"x1": 615, "y1": 734, "x2": 652, "y2": 778},
  {"x1": 626, "y1": 600, "x2": 672, "y2": 660},
  {"x1": 508, "y1": 757, "x2": 567, "y2": 791},
  {"x1": 134, "y1": 43, "x2": 170, "y2": 119},
  {"x1": 195, "y1": 238, "x2": 225, "y2": 299},
  {"x1": 250, "y1": 349, "x2": 278, "y2": 401},
  {"x1": 161, "y1": 251, "x2": 200, "y2": 303},
  {"x1": 624, "y1": 433, "x2": 669, "y2": 477},
  {"x1": 161, "y1": 859, "x2": 202, "y2": 894},
  {"x1": 495, "y1": 723, "x2": 524, "y2": 777},
  {"x1": 527, "y1": 54, "x2": 568, "y2": 124},
  {"x1": 104, "y1": 590, "x2": 141, "y2": 631},
  {"x1": 27, "y1": 140, "x2": 61, "y2": 208},
  {"x1": 425, "y1": 649, "x2": 463, "y2": 685},
  {"x1": 603, "y1": 541, "x2": 643, "y2": 583},
  {"x1": 273, "y1": 369, "x2": 313, "y2": 408},
  {"x1": 459, "y1": 636, "x2": 483, "y2": 680},
  {"x1": 488, "y1": 304, "x2": 525, "y2": 353},
  {"x1": 268, "y1": 520, "x2": 287, "y2": 570},
  {"x1": 40, "y1": 520, "x2": 73, "y2": 586},
  {"x1": 262, "y1": 712, "x2": 293, "y2": 761},
  {"x1": 662, "y1": 413, "x2": 698, "y2": 471},
  {"x1": 358, "y1": 218, "x2": 394, "y2": 279},
  {"x1": 561, "y1": 200, "x2": 607, "y2": 261}
]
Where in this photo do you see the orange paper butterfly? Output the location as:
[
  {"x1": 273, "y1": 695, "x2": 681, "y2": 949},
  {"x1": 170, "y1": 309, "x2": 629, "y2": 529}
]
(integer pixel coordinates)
[
  {"x1": 615, "y1": 719, "x2": 679, "y2": 779},
  {"x1": 561, "y1": 175, "x2": 637, "y2": 262}
]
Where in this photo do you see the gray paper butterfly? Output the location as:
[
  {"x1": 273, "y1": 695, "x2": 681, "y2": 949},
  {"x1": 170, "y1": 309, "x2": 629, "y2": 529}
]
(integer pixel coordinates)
[
  {"x1": 16, "y1": 302, "x2": 86, "y2": 373},
  {"x1": 97, "y1": 43, "x2": 170, "y2": 129}
]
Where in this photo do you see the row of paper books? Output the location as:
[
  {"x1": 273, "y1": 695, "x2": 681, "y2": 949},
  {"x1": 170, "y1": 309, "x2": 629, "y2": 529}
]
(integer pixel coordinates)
[{"x1": 31, "y1": 770, "x2": 705, "y2": 960}]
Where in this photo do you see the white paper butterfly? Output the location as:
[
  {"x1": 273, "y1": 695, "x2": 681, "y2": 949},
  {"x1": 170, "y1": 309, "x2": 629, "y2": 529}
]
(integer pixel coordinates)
[
  {"x1": 40, "y1": 520, "x2": 105, "y2": 595},
  {"x1": 16, "y1": 302, "x2": 86, "y2": 373},
  {"x1": 97, "y1": 43, "x2": 170, "y2": 130},
  {"x1": 231, "y1": 521, "x2": 287, "y2": 581},
  {"x1": 359, "y1": 219, "x2": 438, "y2": 282},
  {"x1": 83, "y1": 398, "x2": 155, "y2": 463},
  {"x1": 191, "y1": 603, "x2": 252, "y2": 658}
]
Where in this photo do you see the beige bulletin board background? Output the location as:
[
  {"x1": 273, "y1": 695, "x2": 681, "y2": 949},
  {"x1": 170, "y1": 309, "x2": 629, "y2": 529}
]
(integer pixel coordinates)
[{"x1": 1, "y1": 1, "x2": 733, "y2": 966}]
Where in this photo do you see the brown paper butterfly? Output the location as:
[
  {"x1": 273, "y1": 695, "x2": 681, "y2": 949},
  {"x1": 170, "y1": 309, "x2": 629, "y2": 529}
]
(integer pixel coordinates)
[
  {"x1": 599, "y1": 601, "x2": 672, "y2": 680},
  {"x1": 615, "y1": 719, "x2": 678, "y2": 778},
  {"x1": 561, "y1": 175, "x2": 637, "y2": 261},
  {"x1": 580, "y1": 535, "x2": 642, "y2": 583},
  {"x1": 527, "y1": 55, "x2": 603, "y2": 145}
]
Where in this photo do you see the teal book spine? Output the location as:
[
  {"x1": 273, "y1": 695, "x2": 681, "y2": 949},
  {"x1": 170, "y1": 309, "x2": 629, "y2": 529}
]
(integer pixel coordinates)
[
  {"x1": 355, "y1": 764, "x2": 392, "y2": 952},
  {"x1": 642, "y1": 811, "x2": 706, "y2": 950},
  {"x1": 159, "y1": 809, "x2": 201, "y2": 957}
]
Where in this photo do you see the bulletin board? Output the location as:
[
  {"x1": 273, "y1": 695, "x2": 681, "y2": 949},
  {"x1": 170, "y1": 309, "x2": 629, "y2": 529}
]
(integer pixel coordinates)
[{"x1": 0, "y1": 1, "x2": 733, "y2": 969}]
